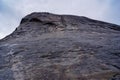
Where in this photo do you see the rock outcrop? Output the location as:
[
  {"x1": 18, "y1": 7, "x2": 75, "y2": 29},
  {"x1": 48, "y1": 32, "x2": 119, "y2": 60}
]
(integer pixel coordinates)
[{"x1": 0, "y1": 12, "x2": 120, "y2": 80}]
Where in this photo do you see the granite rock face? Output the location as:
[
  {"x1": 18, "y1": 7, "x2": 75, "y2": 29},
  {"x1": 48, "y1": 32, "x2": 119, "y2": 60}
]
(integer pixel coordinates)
[{"x1": 0, "y1": 12, "x2": 120, "y2": 80}]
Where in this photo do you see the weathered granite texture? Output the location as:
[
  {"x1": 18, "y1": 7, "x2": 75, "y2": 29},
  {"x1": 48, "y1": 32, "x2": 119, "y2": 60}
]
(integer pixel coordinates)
[{"x1": 0, "y1": 12, "x2": 120, "y2": 80}]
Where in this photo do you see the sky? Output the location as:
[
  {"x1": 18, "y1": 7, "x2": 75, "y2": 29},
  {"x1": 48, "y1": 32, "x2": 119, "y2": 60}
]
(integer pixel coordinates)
[{"x1": 0, "y1": 0, "x2": 120, "y2": 39}]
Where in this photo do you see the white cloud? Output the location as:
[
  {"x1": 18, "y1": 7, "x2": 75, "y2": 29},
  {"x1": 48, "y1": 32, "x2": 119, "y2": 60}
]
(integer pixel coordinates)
[
  {"x1": 0, "y1": 12, "x2": 19, "y2": 39},
  {"x1": 3, "y1": 0, "x2": 112, "y2": 18},
  {"x1": 0, "y1": 0, "x2": 117, "y2": 39}
]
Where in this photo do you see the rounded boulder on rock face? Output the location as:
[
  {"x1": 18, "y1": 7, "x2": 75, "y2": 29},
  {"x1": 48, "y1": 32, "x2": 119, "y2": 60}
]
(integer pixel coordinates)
[{"x1": 0, "y1": 12, "x2": 120, "y2": 80}]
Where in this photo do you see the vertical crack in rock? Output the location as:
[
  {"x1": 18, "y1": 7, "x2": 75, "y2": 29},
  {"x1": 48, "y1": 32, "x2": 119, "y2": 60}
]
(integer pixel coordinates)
[
  {"x1": 11, "y1": 58, "x2": 25, "y2": 80},
  {"x1": 9, "y1": 50, "x2": 25, "y2": 80}
]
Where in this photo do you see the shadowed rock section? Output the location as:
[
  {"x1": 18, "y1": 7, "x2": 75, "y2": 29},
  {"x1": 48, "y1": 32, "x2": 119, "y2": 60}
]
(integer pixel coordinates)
[{"x1": 0, "y1": 12, "x2": 120, "y2": 80}]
